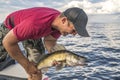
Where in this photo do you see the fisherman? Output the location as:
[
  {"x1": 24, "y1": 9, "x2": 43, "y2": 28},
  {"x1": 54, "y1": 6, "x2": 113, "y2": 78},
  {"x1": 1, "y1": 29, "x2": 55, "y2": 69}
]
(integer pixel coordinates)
[{"x1": 0, "y1": 7, "x2": 89, "y2": 80}]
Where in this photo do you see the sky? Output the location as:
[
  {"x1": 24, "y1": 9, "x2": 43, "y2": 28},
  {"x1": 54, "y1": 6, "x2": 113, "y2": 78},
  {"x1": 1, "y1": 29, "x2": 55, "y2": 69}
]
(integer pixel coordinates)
[{"x1": 0, "y1": 0, "x2": 120, "y2": 23}]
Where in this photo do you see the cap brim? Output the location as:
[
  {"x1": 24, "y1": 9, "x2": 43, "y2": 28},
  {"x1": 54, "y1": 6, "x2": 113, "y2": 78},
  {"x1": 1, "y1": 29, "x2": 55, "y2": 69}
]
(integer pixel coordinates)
[{"x1": 74, "y1": 21, "x2": 90, "y2": 37}]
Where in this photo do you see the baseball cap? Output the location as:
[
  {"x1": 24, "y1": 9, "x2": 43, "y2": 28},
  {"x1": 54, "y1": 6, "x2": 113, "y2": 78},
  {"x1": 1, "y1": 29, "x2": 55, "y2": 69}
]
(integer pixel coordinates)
[{"x1": 63, "y1": 7, "x2": 90, "y2": 37}]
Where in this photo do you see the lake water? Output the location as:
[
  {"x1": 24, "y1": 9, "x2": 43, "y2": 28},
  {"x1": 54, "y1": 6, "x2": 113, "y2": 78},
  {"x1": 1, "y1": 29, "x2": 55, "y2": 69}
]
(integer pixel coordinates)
[
  {"x1": 0, "y1": 14, "x2": 120, "y2": 80},
  {"x1": 45, "y1": 23, "x2": 120, "y2": 80}
]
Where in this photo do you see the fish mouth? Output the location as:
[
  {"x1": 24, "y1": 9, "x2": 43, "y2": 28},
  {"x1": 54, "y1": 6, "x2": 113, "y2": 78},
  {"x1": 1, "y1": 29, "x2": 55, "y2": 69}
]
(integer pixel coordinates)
[
  {"x1": 75, "y1": 63, "x2": 87, "y2": 66},
  {"x1": 74, "y1": 63, "x2": 87, "y2": 66},
  {"x1": 67, "y1": 63, "x2": 87, "y2": 67},
  {"x1": 67, "y1": 61, "x2": 87, "y2": 67}
]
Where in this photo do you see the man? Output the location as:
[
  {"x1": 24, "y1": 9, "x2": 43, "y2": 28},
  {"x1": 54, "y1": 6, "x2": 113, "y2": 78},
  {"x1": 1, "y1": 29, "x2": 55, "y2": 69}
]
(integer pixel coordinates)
[{"x1": 0, "y1": 7, "x2": 89, "y2": 80}]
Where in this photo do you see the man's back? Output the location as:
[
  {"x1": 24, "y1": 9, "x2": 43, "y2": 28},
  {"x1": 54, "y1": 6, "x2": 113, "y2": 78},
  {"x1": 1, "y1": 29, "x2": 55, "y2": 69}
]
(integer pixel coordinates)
[{"x1": 4, "y1": 7, "x2": 61, "y2": 40}]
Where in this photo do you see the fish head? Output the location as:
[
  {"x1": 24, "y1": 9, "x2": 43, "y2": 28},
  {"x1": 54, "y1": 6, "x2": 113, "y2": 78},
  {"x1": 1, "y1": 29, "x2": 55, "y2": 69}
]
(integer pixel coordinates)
[
  {"x1": 77, "y1": 56, "x2": 87, "y2": 66},
  {"x1": 66, "y1": 53, "x2": 87, "y2": 66}
]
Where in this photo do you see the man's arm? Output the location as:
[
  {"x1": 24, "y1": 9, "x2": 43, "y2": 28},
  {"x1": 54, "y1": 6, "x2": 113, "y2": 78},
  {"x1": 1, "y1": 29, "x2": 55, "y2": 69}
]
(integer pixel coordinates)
[
  {"x1": 2, "y1": 30, "x2": 41, "y2": 77},
  {"x1": 44, "y1": 35, "x2": 57, "y2": 53}
]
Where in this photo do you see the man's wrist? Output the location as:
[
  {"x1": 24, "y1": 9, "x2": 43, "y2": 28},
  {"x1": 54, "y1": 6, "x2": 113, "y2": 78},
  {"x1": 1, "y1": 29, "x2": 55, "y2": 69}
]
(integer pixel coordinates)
[{"x1": 26, "y1": 62, "x2": 38, "y2": 74}]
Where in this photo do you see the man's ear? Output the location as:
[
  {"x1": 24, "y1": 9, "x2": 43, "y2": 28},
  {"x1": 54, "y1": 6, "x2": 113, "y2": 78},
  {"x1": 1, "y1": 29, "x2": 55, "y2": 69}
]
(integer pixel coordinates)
[{"x1": 61, "y1": 17, "x2": 67, "y2": 24}]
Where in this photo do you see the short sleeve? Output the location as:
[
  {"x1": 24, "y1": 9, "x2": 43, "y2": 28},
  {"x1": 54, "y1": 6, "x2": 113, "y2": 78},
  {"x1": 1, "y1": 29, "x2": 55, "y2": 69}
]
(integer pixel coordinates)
[{"x1": 13, "y1": 17, "x2": 36, "y2": 41}]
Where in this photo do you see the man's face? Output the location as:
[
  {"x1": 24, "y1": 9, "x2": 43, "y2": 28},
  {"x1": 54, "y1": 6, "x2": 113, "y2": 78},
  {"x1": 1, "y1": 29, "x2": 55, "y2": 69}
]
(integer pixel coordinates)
[{"x1": 59, "y1": 17, "x2": 77, "y2": 36}]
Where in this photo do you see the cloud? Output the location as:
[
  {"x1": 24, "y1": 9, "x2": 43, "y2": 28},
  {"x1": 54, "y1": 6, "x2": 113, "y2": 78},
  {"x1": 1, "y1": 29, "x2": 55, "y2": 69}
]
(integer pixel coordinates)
[
  {"x1": 0, "y1": 0, "x2": 120, "y2": 22},
  {"x1": 60, "y1": 0, "x2": 120, "y2": 14},
  {"x1": 0, "y1": 0, "x2": 45, "y2": 22},
  {"x1": 88, "y1": 14, "x2": 120, "y2": 23}
]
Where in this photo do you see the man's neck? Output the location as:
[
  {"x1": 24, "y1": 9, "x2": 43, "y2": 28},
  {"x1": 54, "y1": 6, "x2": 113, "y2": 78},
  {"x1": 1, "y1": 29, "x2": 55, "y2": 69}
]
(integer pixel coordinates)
[{"x1": 51, "y1": 15, "x2": 60, "y2": 30}]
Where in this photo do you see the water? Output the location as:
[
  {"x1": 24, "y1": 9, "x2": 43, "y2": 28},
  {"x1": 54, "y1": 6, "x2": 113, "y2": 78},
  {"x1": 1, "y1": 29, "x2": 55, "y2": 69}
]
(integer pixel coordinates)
[{"x1": 45, "y1": 23, "x2": 120, "y2": 80}]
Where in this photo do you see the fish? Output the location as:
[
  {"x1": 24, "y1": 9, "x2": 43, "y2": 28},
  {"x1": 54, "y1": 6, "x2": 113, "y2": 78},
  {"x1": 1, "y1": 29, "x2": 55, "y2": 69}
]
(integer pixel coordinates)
[{"x1": 37, "y1": 50, "x2": 87, "y2": 71}]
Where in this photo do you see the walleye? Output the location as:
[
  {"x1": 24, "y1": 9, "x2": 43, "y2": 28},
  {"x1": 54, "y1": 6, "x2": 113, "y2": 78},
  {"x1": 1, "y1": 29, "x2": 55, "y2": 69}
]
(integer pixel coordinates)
[{"x1": 37, "y1": 50, "x2": 87, "y2": 71}]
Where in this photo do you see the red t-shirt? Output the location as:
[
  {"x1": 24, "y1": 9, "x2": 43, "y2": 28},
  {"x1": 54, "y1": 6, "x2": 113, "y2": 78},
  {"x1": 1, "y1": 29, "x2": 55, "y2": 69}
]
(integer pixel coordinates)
[{"x1": 4, "y1": 7, "x2": 61, "y2": 41}]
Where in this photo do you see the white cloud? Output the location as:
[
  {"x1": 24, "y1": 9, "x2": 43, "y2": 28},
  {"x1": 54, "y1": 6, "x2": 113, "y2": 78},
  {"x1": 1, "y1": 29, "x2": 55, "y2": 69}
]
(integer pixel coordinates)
[
  {"x1": 0, "y1": 0, "x2": 120, "y2": 22},
  {"x1": 88, "y1": 14, "x2": 120, "y2": 23},
  {"x1": 0, "y1": 0, "x2": 45, "y2": 22},
  {"x1": 60, "y1": 0, "x2": 120, "y2": 14}
]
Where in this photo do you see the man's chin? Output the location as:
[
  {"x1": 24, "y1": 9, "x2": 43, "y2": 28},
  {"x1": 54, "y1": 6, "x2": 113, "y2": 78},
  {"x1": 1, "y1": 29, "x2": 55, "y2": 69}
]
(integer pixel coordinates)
[
  {"x1": 61, "y1": 32, "x2": 69, "y2": 36},
  {"x1": 62, "y1": 34, "x2": 67, "y2": 36}
]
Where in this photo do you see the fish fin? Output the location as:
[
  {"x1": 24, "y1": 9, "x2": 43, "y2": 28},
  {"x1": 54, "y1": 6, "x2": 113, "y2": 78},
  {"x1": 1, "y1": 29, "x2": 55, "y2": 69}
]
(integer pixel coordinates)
[
  {"x1": 55, "y1": 64, "x2": 63, "y2": 71},
  {"x1": 55, "y1": 62, "x2": 66, "y2": 71}
]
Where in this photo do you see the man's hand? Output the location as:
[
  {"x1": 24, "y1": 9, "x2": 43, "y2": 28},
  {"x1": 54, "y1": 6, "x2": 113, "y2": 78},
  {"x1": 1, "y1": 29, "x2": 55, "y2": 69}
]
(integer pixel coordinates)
[
  {"x1": 27, "y1": 62, "x2": 42, "y2": 80},
  {"x1": 51, "y1": 44, "x2": 66, "y2": 52},
  {"x1": 26, "y1": 62, "x2": 37, "y2": 74},
  {"x1": 44, "y1": 35, "x2": 57, "y2": 53},
  {"x1": 28, "y1": 71, "x2": 42, "y2": 80}
]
